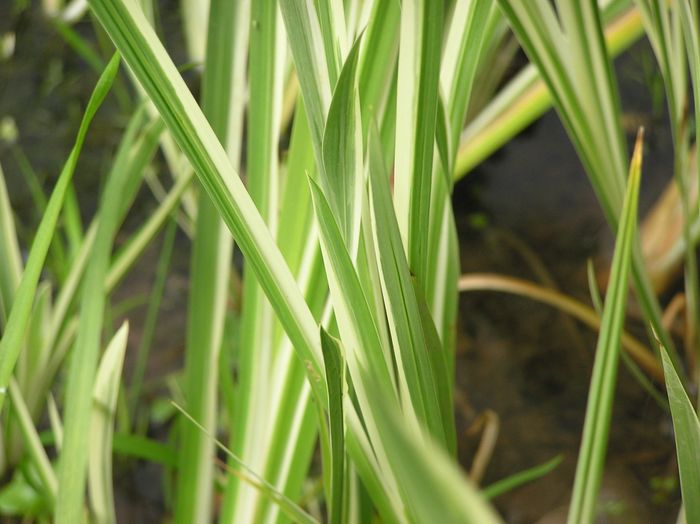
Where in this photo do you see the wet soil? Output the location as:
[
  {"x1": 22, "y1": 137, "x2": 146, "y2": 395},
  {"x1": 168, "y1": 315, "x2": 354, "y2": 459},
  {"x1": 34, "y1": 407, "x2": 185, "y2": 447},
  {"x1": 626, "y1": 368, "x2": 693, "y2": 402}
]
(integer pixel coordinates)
[{"x1": 453, "y1": 47, "x2": 681, "y2": 522}]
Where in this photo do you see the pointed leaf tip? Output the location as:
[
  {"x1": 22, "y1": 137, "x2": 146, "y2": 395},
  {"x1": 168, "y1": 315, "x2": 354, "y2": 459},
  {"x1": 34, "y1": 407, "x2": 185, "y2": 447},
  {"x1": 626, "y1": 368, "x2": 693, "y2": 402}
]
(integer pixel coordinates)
[{"x1": 632, "y1": 127, "x2": 644, "y2": 169}]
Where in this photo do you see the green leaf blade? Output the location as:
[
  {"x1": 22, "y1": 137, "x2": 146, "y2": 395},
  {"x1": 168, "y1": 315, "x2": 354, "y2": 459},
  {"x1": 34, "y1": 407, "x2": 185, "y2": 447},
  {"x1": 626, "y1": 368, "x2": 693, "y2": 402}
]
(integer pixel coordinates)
[
  {"x1": 568, "y1": 131, "x2": 643, "y2": 524},
  {"x1": 88, "y1": 322, "x2": 129, "y2": 524},
  {"x1": 0, "y1": 53, "x2": 120, "y2": 413},
  {"x1": 394, "y1": 0, "x2": 444, "y2": 287},
  {"x1": 367, "y1": 125, "x2": 452, "y2": 450},
  {"x1": 320, "y1": 328, "x2": 345, "y2": 524},
  {"x1": 322, "y1": 36, "x2": 363, "y2": 249},
  {"x1": 660, "y1": 347, "x2": 700, "y2": 523},
  {"x1": 88, "y1": 0, "x2": 328, "y2": 405}
]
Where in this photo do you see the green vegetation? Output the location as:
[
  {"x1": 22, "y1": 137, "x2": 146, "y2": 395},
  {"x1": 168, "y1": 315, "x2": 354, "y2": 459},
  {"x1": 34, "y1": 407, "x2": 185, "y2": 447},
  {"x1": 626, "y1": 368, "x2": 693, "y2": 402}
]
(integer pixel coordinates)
[{"x1": 0, "y1": 0, "x2": 698, "y2": 522}]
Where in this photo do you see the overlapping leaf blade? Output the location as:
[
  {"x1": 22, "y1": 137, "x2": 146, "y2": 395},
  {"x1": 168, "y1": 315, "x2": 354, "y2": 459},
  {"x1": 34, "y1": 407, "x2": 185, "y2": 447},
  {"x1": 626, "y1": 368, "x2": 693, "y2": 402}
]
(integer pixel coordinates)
[
  {"x1": 0, "y1": 55, "x2": 120, "y2": 410},
  {"x1": 88, "y1": 0, "x2": 327, "y2": 404},
  {"x1": 660, "y1": 346, "x2": 700, "y2": 523},
  {"x1": 367, "y1": 124, "x2": 452, "y2": 451},
  {"x1": 175, "y1": 0, "x2": 244, "y2": 520},
  {"x1": 88, "y1": 322, "x2": 129, "y2": 524},
  {"x1": 568, "y1": 132, "x2": 643, "y2": 524}
]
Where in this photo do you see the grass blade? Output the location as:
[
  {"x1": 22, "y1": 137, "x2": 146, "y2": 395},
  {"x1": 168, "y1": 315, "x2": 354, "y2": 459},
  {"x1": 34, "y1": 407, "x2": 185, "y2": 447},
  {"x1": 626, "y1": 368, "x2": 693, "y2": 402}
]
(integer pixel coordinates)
[
  {"x1": 315, "y1": 0, "x2": 346, "y2": 86},
  {"x1": 568, "y1": 130, "x2": 643, "y2": 524},
  {"x1": 111, "y1": 433, "x2": 177, "y2": 467},
  {"x1": 8, "y1": 380, "x2": 57, "y2": 505},
  {"x1": 482, "y1": 455, "x2": 564, "y2": 500},
  {"x1": 0, "y1": 54, "x2": 120, "y2": 412},
  {"x1": 412, "y1": 273, "x2": 457, "y2": 452},
  {"x1": 174, "y1": 0, "x2": 245, "y2": 520},
  {"x1": 236, "y1": 101, "x2": 325, "y2": 523},
  {"x1": 367, "y1": 124, "x2": 452, "y2": 449},
  {"x1": 278, "y1": 0, "x2": 332, "y2": 167},
  {"x1": 362, "y1": 371, "x2": 501, "y2": 524},
  {"x1": 634, "y1": 0, "x2": 700, "y2": 363},
  {"x1": 320, "y1": 328, "x2": 345, "y2": 524},
  {"x1": 88, "y1": 0, "x2": 327, "y2": 403},
  {"x1": 426, "y1": 0, "x2": 495, "y2": 360},
  {"x1": 220, "y1": 0, "x2": 284, "y2": 520},
  {"x1": 393, "y1": 0, "x2": 443, "y2": 287},
  {"x1": 322, "y1": 36, "x2": 363, "y2": 250},
  {"x1": 659, "y1": 344, "x2": 700, "y2": 522},
  {"x1": 88, "y1": 322, "x2": 129, "y2": 524},
  {"x1": 357, "y1": 0, "x2": 399, "y2": 142},
  {"x1": 174, "y1": 403, "x2": 320, "y2": 524},
  {"x1": 307, "y1": 176, "x2": 394, "y2": 394},
  {"x1": 0, "y1": 161, "x2": 23, "y2": 328},
  {"x1": 441, "y1": 0, "x2": 496, "y2": 148},
  {"x1": 56, "y1": 55, "x2": 146, "y2": 524}
]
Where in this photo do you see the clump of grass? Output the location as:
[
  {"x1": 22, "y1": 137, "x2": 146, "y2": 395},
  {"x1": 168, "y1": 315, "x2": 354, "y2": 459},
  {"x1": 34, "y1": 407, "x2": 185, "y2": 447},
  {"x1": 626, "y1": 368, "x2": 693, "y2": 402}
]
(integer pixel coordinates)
[{"x1": 0, "y1": 1, "x2": 699, "y2": 523}]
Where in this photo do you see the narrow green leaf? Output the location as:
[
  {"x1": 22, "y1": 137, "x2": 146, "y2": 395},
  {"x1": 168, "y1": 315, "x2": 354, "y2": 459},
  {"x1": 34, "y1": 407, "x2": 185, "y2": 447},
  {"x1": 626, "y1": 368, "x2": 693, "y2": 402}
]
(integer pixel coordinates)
[
  {"x1": 441, "y1": 0, "x2": 497, "y2": 148},
  {"x1": 393, "y1": 0, "x2": 444, "y2": 287},
  {"x1": 320, "y1": 328, "x2": 345, "y2": 524},
  {"x1": 0, "y1": 53, "x2": 120, "y2": 412},
  {"x1": 111, "y1": 433, "x2": 177, "y2": 467},
  {"x1": 8, "y1": 380, "x2": 57, "y2": 505},
  {"x1": 173, "y1": 403, "x2": 320, "y2": 524},
  {"x1": 17, "y1": 283, "x2": 52, "y2": 407},
  {"x1": 568, "y1": 130, "x2": 643, "y2": 524},
  {"x1": 307, "y1": 176, "x2": 394, "y2": 395},
  {"x1": 180, "y1": 0, "x2": 209, "y2": 63},
  {"x1": 175, "y1": 0, "x2": 244, "y2": 521},
  {"x1": 322, "y1": 36, "x2": 363, "y2": 249},
  {"x1": 244, "y1": 103, "x2": 326, "y2": 524},
  {"x1": 88, "y1": 0, "x2": 327, "y2": 404},
  {"x1": 48, "y1": 394, "x2": 63, "y2": 451},
  {"x1": 89, "y1": 322, "x2": 129, "y2": 524},
  {"x1": 367, "y1": 124, "x2": 451, "y2": 449},
  {"x1": 357, "y1": 0, "x2": 400, "y2": 143},
  {"x1": 425, "y1": 0, "x2": 495, "y2": 361},
  {"x1": 116, "y1": 113, "x2": 165, "y2": 223},
  {"x1": 219, "y1": 1, "x2": 284, "y2": 521},
  {"x1": 659, "y1": 346, "x2": 700, "y2": 523},
  {"x1": 279, "y1": 0, "x2": 332, "y2": 167},
  {"x1": 56, "y1": 69, "x2": 140, "y2": 524},
  {"x1": 634, "y1": 0, "x2": 699, "y2": 364},
  {"x1": 679, "y1": 0, "x2": 700, "y2": 210},
  {"x1": 361, "y1": 372, "x2": 501, "y2": 524},
  {"x1": 483, "y1": 455, "x2": 564, "y2": 500},
  {"x1": 314, "y1": 0, "x2": 346, "y2": 86},
  {"x1": 276, "y1": 101, "x2": 317, "y2": 273},
  {"x1": 412, "y1": 273, "x2": 457, "y2": 454},
  {"x1": 434, "y1": 95, "x2": 452, "y2": 187},
  {"x1": 343, "y1": 409, "x2": 403, "y2": 523},
  {"x1": 0, "y1": 161, "x2": 23, "y2": 329}
]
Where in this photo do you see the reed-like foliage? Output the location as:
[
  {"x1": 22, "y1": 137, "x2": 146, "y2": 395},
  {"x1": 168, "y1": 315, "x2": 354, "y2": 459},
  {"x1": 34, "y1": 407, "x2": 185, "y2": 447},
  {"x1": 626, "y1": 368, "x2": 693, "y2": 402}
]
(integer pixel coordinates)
[{"x1": 0, "y1": 0, "x2": 698, "y2": 522}]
